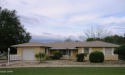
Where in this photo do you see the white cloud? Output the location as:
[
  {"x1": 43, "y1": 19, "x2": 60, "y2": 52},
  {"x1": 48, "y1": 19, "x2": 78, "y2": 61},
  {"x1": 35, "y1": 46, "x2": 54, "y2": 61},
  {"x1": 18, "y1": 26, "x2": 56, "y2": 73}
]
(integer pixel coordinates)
[
  {"x1": 2, "y1": 0, "x2": 125, "y2": 42},
  {"x1": 68, "y1": 14, "x2": 100, "y2": 24}
]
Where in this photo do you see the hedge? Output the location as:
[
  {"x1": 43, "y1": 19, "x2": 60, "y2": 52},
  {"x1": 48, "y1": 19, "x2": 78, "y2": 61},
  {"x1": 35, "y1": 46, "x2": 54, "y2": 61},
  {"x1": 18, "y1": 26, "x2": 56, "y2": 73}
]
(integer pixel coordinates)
[{"x1": 89, "y1": 51, "x2": 104, "y2": 63}]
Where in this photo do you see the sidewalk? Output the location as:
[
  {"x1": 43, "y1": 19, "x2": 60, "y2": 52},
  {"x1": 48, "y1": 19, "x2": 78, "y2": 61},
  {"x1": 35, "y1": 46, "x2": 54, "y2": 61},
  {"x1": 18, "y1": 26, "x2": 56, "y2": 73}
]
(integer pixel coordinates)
[
  {"x1": 1, "y1": 60, "x2": 125, "y2": 68},
  {"x1": 1, "y1": 64, "x2": 125, "y2": 68}
]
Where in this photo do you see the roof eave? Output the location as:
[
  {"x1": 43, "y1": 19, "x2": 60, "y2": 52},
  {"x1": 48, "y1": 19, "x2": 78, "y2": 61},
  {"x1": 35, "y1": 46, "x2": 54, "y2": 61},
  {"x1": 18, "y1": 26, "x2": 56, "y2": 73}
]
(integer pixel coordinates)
[{"x1": 11, "y1": 45, "x2": 51, "y2": 48}]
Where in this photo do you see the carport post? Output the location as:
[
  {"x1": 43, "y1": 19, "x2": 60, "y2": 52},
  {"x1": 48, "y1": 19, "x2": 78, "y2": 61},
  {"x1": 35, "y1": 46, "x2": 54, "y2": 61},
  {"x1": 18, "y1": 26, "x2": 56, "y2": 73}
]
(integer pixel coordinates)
[
  {"x1": 8, "y1": 48, "x2": 10, "y2": 65},
  {"x1": 68, "y1": 50, "x2": 69, "y2": 59},
  {"x1": 67, "y1": 48, "x2": 69, "y2": 59}
]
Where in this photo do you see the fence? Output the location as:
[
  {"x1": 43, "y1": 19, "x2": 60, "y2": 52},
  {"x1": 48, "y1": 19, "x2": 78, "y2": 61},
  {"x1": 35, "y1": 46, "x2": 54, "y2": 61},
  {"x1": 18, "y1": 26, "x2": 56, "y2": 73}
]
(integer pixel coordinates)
[{"x1": 10, "y1": 55, "x2": 21, "y2": 60}]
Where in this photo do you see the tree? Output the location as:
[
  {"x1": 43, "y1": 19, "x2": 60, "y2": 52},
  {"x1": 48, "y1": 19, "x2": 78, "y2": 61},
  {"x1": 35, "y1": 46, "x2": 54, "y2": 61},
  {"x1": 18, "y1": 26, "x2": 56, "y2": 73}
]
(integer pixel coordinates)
[
  {"x1": 86, "y1": 38, "x2": 103, "y2": 41},
  {"x1": 114, "y1": 45, "x2": 125, "y2": 60},
  {"x1": 64, "y1": 36, "x2": 74, "y2": 42},
  {"x1": 0, "y1": 8, "x2": 31, "y2": 52},
  {"x1": 80, "y1": 26, "x2": 111, "y2": 41},
  {"x1": 86, "y1": 38, "x2": 95, "y2": 41},
  {"x1": 103, "y1": 35, "x2": 125, "y2": 45}
]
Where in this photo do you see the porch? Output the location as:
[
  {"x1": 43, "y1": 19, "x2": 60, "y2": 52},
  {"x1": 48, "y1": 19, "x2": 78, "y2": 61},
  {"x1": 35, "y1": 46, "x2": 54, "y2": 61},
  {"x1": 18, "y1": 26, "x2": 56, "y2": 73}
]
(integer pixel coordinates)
[{"x1": 48, "y1": 49, "x2": 78, "y2": 59}]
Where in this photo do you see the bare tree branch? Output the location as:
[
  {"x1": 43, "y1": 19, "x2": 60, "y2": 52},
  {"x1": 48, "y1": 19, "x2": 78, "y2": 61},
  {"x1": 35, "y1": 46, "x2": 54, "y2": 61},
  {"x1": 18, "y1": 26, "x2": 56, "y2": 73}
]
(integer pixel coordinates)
[
  {"x1": 80, "y1": 26, "x2": 112, "y2": 41},
  {"x1": 64, "y1": 36, "x2": 74, "y2": 42}
]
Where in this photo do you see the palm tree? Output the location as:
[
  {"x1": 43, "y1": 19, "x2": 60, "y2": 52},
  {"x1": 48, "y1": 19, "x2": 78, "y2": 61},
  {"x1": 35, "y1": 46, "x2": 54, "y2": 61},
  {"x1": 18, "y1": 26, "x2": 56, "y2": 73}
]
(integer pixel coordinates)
[{"x1": 35, "y1": 52, "x2": 46, "y2": 63}]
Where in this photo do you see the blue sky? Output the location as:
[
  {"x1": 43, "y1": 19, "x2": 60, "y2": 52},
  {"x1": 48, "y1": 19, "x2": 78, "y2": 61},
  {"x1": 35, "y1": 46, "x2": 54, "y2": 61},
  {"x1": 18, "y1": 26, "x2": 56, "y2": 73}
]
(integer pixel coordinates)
[{"x1": 1, "y1": 0, "x2": 125, "y2": 42}]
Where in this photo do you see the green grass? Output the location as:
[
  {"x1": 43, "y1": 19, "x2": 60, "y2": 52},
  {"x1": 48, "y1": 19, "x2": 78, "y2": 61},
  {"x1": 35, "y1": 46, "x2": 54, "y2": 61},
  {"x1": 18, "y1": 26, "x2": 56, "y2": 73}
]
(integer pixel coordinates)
[{"x1": 0, "y1": 67, "x2": 125, "y2": 75}]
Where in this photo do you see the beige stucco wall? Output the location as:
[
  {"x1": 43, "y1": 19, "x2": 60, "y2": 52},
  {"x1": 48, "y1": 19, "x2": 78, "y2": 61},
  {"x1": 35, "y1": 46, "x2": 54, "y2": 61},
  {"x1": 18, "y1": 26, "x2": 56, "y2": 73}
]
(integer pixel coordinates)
[
  {"x1": 84, "y1": 47, "x2": 118, "y2": 60},
  {"x1": 78, "y1": 48, "x2": 83, "y2": 53},
  {"x1": 16, "y1": 46, "x2": 46, "y2": 60},
  {"x1": 49, "y1": 49, "x2": 78, "y2": 60},
  {"x1": 34, "y1": 47, "x2": 45, "y2": 54},
  {"x1": 84, "y1": 55, "x2": 118, "y2": 60},
  {"x1": 70, "y1": 50, "x2": 78, "y2": 59},
  {"x1": 17, "y1": 47, "x2": 23, "y2": 55},
  {"x1": 78, "y1": 47, "x2": 103, "y2": 54},
  {"x1": 49, "y1": 50, "x2": 58, "y2": 56},
  {"x1": 17, "y1": 47, "x2": 118, "y2": 61},
  {"x1": 76, "y1": 47, "x2": 118, "y2": 60},
  {"x1": 91, "y1": 48, "x2": 103, "y2": 52},
  {"x1": 77, "y1": 47, "x2": 103, "y2": 60},
  {"x1": 17, "y1": 47, "x2": 46, "y2": 55},
  {"x1": 104, "y1": 55, "x2": 118, "y2": 60}
]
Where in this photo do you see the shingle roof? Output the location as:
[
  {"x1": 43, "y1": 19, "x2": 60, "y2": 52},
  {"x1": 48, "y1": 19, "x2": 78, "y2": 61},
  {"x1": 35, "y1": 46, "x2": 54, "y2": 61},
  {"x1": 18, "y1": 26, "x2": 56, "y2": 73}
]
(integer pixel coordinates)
[
  {"x1": 12, "y1": 41, "x2": 119, "y2": 49},
  {"x1": 47, "y1": 41, "x2": 119, "y2": 49},
  {"x1": 12, "y1": 42, "x2": 49, "y2": 47},
  {"x1": 47, "y1": 42, "x2": 77, "y2": 49},
  {"x1": 75, "y1": 41, "x2": 119, "y2": 47}
]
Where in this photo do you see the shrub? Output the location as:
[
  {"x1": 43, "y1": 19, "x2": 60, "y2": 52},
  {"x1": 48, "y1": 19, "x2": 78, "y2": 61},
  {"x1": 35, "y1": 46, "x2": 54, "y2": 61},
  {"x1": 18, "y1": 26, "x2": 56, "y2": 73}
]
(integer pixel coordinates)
[
  {"x1": 76, "y1": 53, "x2": 86, "y2": 62},
  {"x1": 89, "y1": 51, "x2": 104, "y2": 63},
  {"x1": 35, "y1": 52, "x2": 46, "y2": 62},
  {"x1": 45, "y1": 55, "x2": 51, "y2": 60},
  {"x1": 52, "y1": 51, "x2": 62, "y2": 60},
  {"x1": 114, "y1": 45, "x2": 125, "y2": 61},
  {"x1": 118, "y1": 55, "x2": 125, "y2": 61}
]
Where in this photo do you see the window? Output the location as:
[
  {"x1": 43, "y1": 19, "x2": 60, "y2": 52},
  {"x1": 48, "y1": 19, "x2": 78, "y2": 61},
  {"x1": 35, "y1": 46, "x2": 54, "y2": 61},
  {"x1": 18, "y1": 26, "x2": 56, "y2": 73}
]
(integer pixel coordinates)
[
  {"x1": 59, "y1": 50, "x2": 71, "y2": 55},
  {"x1": 60, "y1": 50, "x2": 67, "y2": 55},
  {"x1": 105, "y1": 48, "x2": 112, "y2": 55},
  {"x1": 84, "y1": 48, "x2": 89, "y2": 54}
]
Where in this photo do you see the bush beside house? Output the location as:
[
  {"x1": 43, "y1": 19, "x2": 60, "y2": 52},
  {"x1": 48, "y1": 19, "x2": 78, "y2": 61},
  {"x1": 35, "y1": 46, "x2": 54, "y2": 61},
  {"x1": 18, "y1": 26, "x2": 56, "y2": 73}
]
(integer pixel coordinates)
[
  {"x1": 35, "y1": 52, "x2": 46, "y2": 62},
  {"x1": 76, "y1": 53, "x2": 86, "y2": 62},
  {"x1": 50, "y1": 51, "x2": 63, "y2": 60},
  {"x1": 114, "y1": 45, "x2": 125, "y2": 61},
  {"x1": 89, "y1": 51, "x2": 104, "y2": 63}
]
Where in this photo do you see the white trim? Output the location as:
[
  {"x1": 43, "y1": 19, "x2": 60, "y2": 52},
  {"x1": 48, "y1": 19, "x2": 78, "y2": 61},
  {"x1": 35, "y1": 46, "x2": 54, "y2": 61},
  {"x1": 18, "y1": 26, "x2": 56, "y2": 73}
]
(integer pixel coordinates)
[
  {"x1": 112, "y1": 48, "x2": 114, "y2": 55},
  {"x1": 105, "y1": 48, "x2": 113, "y2": 56},
  {"x1": 71, "y1": 50, "x2": 73, "y2": 56},
  {"x1": 81, "y1": 48, "x2": 84, "y2": 53},
  {"x1": 46, "y1": 48, "x2": 49, "y2": 55},
  {"x1": 84, "y1": 48, "x2": 89, "y2": 54},
  {"x1": 67, "y1": 50, "x2": 69, "y2": 59},
  {"x1": 89, "y1": 48, "x2": 92, "y2": 54},
  {"x1": 103, "y1": 48, "x2": 105, "y2": 55},
  {"x1": 78, "y1": 48, "x2": 80, "y2": 54},
  {"x1": 10, "y1": 55, "x2": 21, "y2": 60}
]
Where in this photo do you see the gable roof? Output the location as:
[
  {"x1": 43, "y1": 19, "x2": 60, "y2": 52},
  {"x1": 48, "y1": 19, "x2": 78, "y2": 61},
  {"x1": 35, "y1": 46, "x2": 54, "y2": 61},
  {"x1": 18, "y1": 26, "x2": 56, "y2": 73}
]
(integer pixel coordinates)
[
  {"x1": 47, "y1": 41, "x2": 119, "y2": 49},
  {"x1": 12, "y1": 42, "x2": 49, "y2": 47}
]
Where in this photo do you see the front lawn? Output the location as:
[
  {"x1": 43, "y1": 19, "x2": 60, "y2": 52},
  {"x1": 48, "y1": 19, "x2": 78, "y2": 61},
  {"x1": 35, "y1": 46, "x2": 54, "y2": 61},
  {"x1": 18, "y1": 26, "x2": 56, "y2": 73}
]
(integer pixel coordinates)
[{"x1": 0, "y1": 67, "x2": 125, "y2": 75}]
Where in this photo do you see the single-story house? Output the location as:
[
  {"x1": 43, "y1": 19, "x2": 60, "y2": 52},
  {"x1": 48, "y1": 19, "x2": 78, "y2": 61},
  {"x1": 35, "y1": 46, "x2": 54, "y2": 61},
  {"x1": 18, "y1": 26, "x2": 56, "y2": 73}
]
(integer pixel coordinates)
[
  {"x1": 11, "y1": 42, "x2": 50, "y2": 60},
  {"x1": 12, "y1": 41, "x2": 119, "y2": 61}
]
